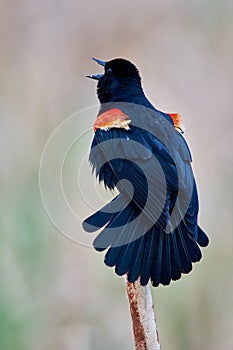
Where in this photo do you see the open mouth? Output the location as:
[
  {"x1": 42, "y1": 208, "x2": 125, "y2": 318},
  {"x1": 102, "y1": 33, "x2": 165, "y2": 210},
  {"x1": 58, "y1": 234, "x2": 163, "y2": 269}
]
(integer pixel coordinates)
[{"x1": 86, "y1": 58, "x2": 105, "y2": 80}]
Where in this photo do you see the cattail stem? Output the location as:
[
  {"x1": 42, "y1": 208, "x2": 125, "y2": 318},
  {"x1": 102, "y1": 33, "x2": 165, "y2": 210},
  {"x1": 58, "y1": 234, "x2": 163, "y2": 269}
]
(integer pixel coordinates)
[{"x1": 124, "y1": 275, "x2": 161, "y2": 350}]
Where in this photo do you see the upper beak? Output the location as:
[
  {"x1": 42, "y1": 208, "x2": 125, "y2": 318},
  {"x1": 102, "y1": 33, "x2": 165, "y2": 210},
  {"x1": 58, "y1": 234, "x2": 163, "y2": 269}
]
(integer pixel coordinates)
[{"x1": 86, "y1": 58, "x2": 106, "y2": 80}]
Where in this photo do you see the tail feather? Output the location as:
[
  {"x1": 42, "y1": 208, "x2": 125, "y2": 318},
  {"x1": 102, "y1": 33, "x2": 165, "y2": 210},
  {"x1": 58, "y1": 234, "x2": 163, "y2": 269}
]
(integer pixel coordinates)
[
  {"x1": 114, "y1": 215, "x2": 144, "y2": 276},
  {"x1": 83, "y1": 199, "x2": 209, "y2": 286},
  {"x1": 103, "y1": 206, "x2": 140, "y2": 267},
  {"x1": 175, "y1": 225, "x2": 193, "y2": 274},
  {"x1": 93, "y1": 202, "x2": 135, "y2": 252},
  {"x1": 115, "y1": 240, "x2": 136, "y2": 276},
  {"x1": 128, "y1": 237, "x2": 145, "y2": 283},
  {"x1": 182, "y1": 225, "x2": 202, "y2": 262},
  {"x1": 83, "y1": 194, "x2": 128, "y2": 233},
  {"x1": 170, "y1": 233, "x2": 182, "y2": 280},
  {"x1": 197, "y1": 226, "x2": 209, "y2": 247},
  {"x1": 151, "y1": 230, "x2": 164, "y2": 287},
  {"x1": 160, "y1": 234, "x2": 172, "y2": 285},
  {"x1": 140, "y1": 229, "x2": 155, "y2": 286}
]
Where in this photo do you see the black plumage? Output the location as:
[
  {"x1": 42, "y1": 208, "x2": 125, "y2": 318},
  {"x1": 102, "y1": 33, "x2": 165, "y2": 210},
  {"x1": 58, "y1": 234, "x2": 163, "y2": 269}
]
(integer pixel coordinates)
[{"x1": 83, "y1": 58, "x2": 209, "y2": 286}]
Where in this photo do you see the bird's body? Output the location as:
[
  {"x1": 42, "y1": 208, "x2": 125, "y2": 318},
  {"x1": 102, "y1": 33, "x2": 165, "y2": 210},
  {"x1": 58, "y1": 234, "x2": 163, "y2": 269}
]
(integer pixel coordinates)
[{"x1": 83, "y1": 58, "x2": 209, "y2": 286}]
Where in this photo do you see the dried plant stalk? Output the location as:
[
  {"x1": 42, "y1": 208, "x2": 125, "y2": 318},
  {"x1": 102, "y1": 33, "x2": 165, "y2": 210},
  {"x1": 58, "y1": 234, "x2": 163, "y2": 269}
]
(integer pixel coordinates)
[{"x1": 124, "y1": 275, "x2": 161, "y2": 350}]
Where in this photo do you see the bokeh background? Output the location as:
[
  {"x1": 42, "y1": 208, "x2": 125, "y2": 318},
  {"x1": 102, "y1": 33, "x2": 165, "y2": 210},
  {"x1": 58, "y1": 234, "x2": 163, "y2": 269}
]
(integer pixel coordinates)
[{"x1": 1, "y1": 0, "x2": 233, "y2": 349}]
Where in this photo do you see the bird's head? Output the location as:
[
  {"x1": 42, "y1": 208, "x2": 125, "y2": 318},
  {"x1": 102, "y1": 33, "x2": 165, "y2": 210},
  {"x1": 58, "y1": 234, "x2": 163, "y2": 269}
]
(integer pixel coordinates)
[{"x1": 87, "y1": 58, "x2": 142, "y2": 103}]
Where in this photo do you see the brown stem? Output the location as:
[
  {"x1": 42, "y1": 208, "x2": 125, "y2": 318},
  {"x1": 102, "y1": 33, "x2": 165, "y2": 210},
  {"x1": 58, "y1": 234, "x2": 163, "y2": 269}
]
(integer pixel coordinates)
[{"x1": 124, "y1": 275, "x2": 161, "y2": 350}]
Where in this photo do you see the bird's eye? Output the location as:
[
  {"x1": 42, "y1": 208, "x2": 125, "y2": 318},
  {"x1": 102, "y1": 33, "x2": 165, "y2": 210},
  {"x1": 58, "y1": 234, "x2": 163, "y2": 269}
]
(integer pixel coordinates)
[{"x1": 106, "y1": 68, "x2": 112, "y2": 75}]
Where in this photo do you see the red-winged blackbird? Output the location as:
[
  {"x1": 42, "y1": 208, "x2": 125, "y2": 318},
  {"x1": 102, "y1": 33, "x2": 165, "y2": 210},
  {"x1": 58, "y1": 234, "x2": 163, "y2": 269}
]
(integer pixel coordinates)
[{"x1": 83, "y1": 58, "x2": 209, "y2": 287}]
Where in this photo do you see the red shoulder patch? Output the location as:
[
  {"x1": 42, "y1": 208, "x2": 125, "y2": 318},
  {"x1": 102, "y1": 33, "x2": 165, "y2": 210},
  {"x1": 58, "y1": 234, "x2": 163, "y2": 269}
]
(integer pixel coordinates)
[
  {"x1": 94, "y1": 108, "x2": 131, "y2": 132},
  {"x1": 168, "y1": 113, "x2": 185, "y2": 133}
]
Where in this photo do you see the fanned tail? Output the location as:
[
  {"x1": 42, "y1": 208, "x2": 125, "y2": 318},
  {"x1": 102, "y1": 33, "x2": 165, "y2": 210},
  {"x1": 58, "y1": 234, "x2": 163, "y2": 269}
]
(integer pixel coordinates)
[{"x1": 83, "y1": 197, "x2": 209, "y2": 287}]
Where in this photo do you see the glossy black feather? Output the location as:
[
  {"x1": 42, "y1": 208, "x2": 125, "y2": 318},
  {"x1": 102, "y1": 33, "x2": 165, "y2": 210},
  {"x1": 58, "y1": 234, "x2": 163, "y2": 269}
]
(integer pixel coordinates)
[{"x1": 83, "y1": 58, "x2": 209, "y2": 286}]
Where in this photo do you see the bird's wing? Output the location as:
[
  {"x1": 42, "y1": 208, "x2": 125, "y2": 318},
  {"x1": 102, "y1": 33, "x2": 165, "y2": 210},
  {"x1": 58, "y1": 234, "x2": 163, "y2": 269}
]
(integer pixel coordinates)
[{"x1": 89, "y1": 106, "x2": 195, "y2": 231}]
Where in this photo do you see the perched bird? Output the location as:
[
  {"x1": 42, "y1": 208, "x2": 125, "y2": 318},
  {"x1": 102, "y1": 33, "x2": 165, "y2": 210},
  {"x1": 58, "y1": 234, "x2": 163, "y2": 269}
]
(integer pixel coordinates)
[{"x1": 83, "y1": 58, "x2": 209, "y2": 287}]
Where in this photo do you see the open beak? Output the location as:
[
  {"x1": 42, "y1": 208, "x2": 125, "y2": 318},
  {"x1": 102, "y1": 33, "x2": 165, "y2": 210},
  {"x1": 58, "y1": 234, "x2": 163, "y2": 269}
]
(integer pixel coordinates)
[{"x1": 86, "y1": 58, "x2": 106, "y2": 80}]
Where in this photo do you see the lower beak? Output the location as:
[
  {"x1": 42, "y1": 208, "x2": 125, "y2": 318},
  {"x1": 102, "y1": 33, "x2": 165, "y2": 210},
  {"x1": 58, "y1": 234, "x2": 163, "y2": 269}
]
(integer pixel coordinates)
[{"x1": 86, "y1": 73, "x2": 104, "y2": 80}]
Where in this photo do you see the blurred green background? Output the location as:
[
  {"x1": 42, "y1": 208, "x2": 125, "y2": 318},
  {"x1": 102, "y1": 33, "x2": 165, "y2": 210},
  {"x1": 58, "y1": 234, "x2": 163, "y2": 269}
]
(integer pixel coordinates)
[{"x1": 1, "y1": 0, "x2": 233, "y2": 349}]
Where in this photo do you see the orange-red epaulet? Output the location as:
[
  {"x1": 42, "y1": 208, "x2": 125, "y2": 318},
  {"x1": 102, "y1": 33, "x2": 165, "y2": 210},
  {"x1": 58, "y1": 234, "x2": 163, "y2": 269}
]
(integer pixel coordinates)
[
  {"x1": 168, "y1": 113, "x2": 185, "y2": 133},
  {"x1": 94, "y1": 108, "x2": 131, "y2": 132}
]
